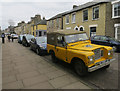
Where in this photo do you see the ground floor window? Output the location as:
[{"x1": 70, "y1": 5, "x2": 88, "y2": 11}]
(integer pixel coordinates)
[
  {"x1": 90, "y1": 27, "x2": 96, "y2": 37},
  {"x1": 74, "y1": 26, "x2": 79, "y2": 31},
  {"x1": 115, "y1": 24, "x2": 120, "y2": 40},
  {"x1": 79, "y1": 26, "x2": 84, "y2": 31}
]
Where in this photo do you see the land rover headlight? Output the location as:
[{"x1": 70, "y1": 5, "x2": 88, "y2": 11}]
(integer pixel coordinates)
[
  {"x1": 108, "y1": 49, "x2": 113, "y2": 56},
  {"x1": 108, "y1": 51, "x2": 111, "y2": 55},
  {"x1": 88, "y1": 55, "x2": 94, "y2": 62}
]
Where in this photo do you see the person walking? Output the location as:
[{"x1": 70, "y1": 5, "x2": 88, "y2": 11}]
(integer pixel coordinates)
[
  {"x1": 1, "y1": 33, "x2": 5, "y2": 43},
  {"x1": 7, "y1": 34, "x2": 11, "y2": 42}
]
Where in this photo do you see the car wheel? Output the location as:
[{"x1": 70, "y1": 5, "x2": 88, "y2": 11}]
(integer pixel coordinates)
[
  {"x1": 36, "y1": 48, "x2": 40, "y2": 55},
  {"x1": 74, "y1": 60, "x2": 88, "y2": 76},
  {"x1": 51, "y1": 52, "x2": 57, "y2": 63},
  {"x1": 112, "y1": 46, "x2": 117, "y2": 52}
]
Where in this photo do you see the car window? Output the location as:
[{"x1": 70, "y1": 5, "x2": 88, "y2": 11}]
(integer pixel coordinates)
[
  {"x1": 100, "y1": 36, "x2": 108, "y2": 41},
  {"x1": 93, "y1": 36, "x2": 100, "y2": 40},
  {"x1": 57, "y1": 36, "x2": 65, "y2": 47}
]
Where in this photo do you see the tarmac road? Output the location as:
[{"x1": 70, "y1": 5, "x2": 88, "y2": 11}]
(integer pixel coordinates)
[{"x1": 42, "y1": 51, "x2": 119, "y2": 89}]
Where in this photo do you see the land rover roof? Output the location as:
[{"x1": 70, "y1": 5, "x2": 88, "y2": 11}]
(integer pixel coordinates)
[{"x1": 47, "y1": 30, "x2": 86, "y2": 35}]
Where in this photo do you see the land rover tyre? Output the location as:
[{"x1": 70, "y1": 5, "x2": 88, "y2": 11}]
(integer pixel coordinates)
[
  {"x1": 50, "y1": 51, "x2": 57, "y2": 63},
  {"x1": 74, "y1": 60, "x2": 88, "y2": 76}
]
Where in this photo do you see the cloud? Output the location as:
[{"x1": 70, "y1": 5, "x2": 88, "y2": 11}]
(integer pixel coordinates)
[{"x1": 0, "y1": 0, "x2": 92, "y2": 29}]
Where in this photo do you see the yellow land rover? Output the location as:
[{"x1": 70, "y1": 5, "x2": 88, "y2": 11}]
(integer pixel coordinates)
[{"x1": 47, "y1": 30, "x2": 115, "y2": 76}]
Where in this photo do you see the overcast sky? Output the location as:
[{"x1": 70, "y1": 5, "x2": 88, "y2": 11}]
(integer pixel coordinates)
[{"x1": 0, "y1": 0, "x2": 94, "y2": 30}]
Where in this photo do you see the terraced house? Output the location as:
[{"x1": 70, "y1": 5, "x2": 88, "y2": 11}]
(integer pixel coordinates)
[
  {"x1": 31, "y1": 17, "x2": 47, "y2": 37},
  {"x1": 47, "y1": 0, "x2": 120, "y2": 39}
]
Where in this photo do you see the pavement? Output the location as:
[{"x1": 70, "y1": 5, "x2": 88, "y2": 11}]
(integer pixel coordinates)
[{"x1": 2, "y1": 38, "x2": 92, "y2": 89}]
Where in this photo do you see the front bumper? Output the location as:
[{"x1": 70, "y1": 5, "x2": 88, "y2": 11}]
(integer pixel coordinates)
[{"x1": 88, "y1": 58, "x2": 115, "y2": 72}]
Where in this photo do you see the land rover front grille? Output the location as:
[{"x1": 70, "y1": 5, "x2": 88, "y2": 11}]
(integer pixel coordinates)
[{"x1": 94, "y1": 48, "x2": 103, "y2": 60}]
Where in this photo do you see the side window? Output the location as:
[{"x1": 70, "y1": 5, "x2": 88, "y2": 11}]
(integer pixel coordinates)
[
  {"x1": 57, "y1": 36, "x2": 65, "y2": 46},
  {"x1": 100, "y1": 37, "x2": 108, "y2": 41},
  {"x1": 94, "y1": 36, "x2": 100, "y2": 40}
]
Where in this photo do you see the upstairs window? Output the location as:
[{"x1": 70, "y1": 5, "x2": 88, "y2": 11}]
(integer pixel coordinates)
[
  {"x1": 72, "y1": 13, "x2": 76, "y2": 23},
  {"x1": 56, "y1": 18, "x2": 59, "y2": 28},
  {"x1": 83, "y1": 10, "x2": 88, "y2": 21},
  {"x1": 112, "y1": 2, "x2": 120, "y2": 18},
  {"x1": 93, "y1": 6, "x2": 99, "y2": 20},
  {"x1": 65, "y1": 15, "x2": 69, "y2": 24}
]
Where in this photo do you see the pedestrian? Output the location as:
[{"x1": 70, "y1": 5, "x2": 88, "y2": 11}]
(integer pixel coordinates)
[
  {"x1": 1, "y1": 33, "x2": 5, "y2": 43},
  {"x1": 12, "y1": 35, "x2": 14, "y2": 42},
  {"x1": 7, "y1": 34, "x2": 11, "y2": 42}
]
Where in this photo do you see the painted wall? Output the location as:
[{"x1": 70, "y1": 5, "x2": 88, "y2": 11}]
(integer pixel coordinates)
[
  {"x1": 62, "y1": 3, "x2": 106, "y2": 37},
  {"x1": 47, "y1": 17, "x2": 63, "y2": 32}
]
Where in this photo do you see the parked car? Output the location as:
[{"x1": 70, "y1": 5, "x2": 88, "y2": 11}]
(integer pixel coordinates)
[
  {"x1": 18, "y1": 35, "x2": 24, "y2": 44},
  {"x1": 47, "y1": 30, "x2": 115, "y2": 76},
  {"x1": 11, "y1": 34, "x2": 18, "y2": 39},
  {"x1": 91, "y1": 35, "x2": 120, "y2": 52},
  {"x1": 30, "y1": 36, "x2": 47, "y2": 55},
  {"x1": 22, "y1": 34, "x2": 34, "y2": 47}
]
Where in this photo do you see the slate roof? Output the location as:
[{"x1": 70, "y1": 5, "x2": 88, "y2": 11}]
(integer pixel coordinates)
[{"x1": 47, "y1": 0, "x2": 113, "y2": 21}]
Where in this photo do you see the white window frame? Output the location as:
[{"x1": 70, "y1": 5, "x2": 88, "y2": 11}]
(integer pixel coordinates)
[
  {"x1": 89, "y1": 24, "x2": 98, "y2": 37},
  {"x1": 79, "y1": 26, "x2": 85, "y2": 31},
  {"x1": 65, "y1": 15, "x2": 69, "y2": 24},
  {"x1": 83, "y1": 9, "x2": 88, "y2": 22},
  {"x1": 74, "y1": 26, "x2": 79, "y2": 31},
  {"x1": 114, "y1": 24, "x2": 120, "y2": 39},
  {"x1": 112, "y1": 0, "x2": 120, "y2": 19},
  {"x1": 71, "y1": 13, "x2": 76, "y2": 24},
  {"x1": 92, "y1": 6, "x2": 99, "y2": 20}
]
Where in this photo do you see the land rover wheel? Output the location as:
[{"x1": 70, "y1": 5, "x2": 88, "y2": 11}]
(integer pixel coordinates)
[
  {"x1": 74, "y1": 60, "x2": 88, "y2": 76},
  {"x1": 51, "y1": 52, "x2": 57, "y2": 63}
]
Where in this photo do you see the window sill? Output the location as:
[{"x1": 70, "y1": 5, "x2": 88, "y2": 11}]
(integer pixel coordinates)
[
  {"x1": 72, "y1": 22, "x2": 76, "y2": 24},
  {"x1": 112, "y1": 16, "x2": 120, "y2": 19},
  {"x1": 65, "y1": 23, "x2": 69, "y2": 25},
  {"x1": 82, "y1": 20, "x2": 88, "y2": 22},
  {"x1": 92, "y1": 18, "x2": 99, "y2": 21}
]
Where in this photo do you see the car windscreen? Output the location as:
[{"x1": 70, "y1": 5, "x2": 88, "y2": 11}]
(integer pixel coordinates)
[
  {"x1": 65, "y1": 33, "x2": 88, "y2": 43},
  {"x1": 36, "y1": 37, "x2": 47, "y2": 44},
  {"x1": 26, "y1": 35, "x2": 34, "y2": 40}
]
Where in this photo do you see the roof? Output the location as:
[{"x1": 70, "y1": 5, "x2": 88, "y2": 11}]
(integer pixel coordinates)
[
  {"x1": 37, "y1": 19, "x2": 47, "y2": 25},
  {"x1": 47, "y1": 0, "x2": 112, "y2": 21},
  {"x1": 32, "y1": 20, "x2": 47, "y2": 26},
  {"x1": 47, "y1": 30, "x2": 86, "y2": 35}
]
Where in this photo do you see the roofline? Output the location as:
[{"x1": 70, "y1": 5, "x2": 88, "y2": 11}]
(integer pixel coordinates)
[{"x1": 47, "y1": 2, "x2": 108, "y2": 21}]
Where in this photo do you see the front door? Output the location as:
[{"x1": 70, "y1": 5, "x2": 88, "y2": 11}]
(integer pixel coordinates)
[
  {"x1": 55, "y1": 36, "x2": 67, "y2": 62},
  {"x1": 90, "y1": 27, "x2": 96, "y2": 37}
]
